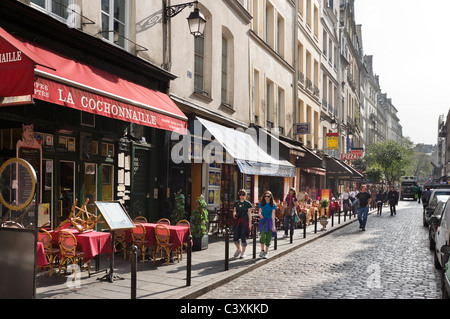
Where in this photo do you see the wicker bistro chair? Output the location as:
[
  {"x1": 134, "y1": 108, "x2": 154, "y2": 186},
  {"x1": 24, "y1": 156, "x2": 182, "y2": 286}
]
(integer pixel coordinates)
[
  {"x1": 37, "y1": 229, "x2": 60, "y2": 277},
  {"x1": 58, "y1": 231, "x2": 90, "y2": 280},
  {"x1": 114, "y1": 228, "x2": 128, "y2": 260},
  {"x1": 175, "y1": 220, "x2": 190, "y2": 260},
  {"x1": 153, "y1": 224, "x2": 179, "y2": 265},
  {"x1": 156, "y1": 218, "x2": 170, "y2": 225},
  {"x1": 130, "y1": 223, "x2": 148, "y2": 262},
  {"x1": 133, "y1": 216, "x2": 148, "y2": 223}
]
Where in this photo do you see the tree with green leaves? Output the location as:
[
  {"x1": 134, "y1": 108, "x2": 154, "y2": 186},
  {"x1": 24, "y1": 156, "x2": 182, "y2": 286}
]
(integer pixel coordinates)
[{"x1": 364, "y1": 138, "x2": 414, "y2": 187}]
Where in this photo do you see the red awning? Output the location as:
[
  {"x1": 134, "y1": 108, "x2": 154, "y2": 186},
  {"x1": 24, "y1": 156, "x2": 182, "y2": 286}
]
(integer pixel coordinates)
[{"x1": 0, "y1": 27, "x2": 187, "y2": 134}]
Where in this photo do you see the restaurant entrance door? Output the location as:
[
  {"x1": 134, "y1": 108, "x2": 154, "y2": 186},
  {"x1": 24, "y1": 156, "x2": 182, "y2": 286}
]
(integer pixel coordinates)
[{"x1": 59, "y1": 160, "x2": 75, "y2": 224}]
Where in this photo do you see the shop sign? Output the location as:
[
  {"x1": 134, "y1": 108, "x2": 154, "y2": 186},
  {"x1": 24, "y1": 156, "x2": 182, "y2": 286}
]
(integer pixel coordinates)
[
  {"x1": 294, "y1": 123, "x2": 311, "y2": 135},
  {"x1": 341, "y1": 153, "x2": 360, "y2": 161},
  {"x1": 33, "y1": 76, "x2": 187, "y2": 134},
  {"x1": 326, "y1": 133, "x2": 339, "y2": 150}
]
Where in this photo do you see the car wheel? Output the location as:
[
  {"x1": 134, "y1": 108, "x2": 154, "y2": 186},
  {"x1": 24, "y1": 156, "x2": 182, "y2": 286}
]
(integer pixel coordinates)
[
  {"x1": 442, "y1": 270, "x2": 449, "y2": 299},
  {"x1": 423, "y1": 213, "x2": 428, "y2": 227},
  {"x1": 435, "y1": 250, "x2": 442, "y2": 270}
]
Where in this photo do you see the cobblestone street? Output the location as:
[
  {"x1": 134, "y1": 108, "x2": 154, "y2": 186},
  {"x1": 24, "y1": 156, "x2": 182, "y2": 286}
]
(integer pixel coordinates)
[{"x1": 199, "y1": 201, "x2": 443, "y2": 299}]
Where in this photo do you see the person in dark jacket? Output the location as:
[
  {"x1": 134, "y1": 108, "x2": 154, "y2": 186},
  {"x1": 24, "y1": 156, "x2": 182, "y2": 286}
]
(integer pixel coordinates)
[
  {"x1": 375, "y1": 189, "x2": 384, "y2": 216},
  {"x1": 387, "y1": 186, "x2": 399, "y2": 216}
]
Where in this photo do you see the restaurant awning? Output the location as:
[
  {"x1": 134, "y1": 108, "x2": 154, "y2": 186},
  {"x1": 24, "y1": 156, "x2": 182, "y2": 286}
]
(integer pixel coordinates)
[
  {"x1": 325, "y1": 156, "x2": 354, "y2": 180},
  {"x1": 0, "y1": 27, "x2": 187, "y2": 134},
  {"x1": 340, "y1": 160, "x2": 364, "y2": 180},
  {"x1": 197, "y1": 117, "x2": 295, "y2": 177}
]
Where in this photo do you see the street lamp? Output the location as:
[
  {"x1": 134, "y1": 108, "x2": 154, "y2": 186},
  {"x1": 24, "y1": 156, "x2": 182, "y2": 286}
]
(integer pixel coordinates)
[{"x1": 164, "y1": 1, "x2": 207, "y2": 38}]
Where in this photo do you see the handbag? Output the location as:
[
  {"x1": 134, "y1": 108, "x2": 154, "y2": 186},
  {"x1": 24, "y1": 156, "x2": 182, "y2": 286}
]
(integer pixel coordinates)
[{"x1": 283, "y1": 206, "x2": 293, "y2": 217}]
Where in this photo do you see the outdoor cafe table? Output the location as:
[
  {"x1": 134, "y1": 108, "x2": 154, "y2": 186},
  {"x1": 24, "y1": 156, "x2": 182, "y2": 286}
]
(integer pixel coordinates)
[
  {"x1": 36, "y1": 242, "x2": 48, "y2": 267},
  {"x1": 48, "y1": 228, "x2": 112, "y2": 262},
  {"x1": 126, "y1": 223, "x2": 190, "y2": 250}
]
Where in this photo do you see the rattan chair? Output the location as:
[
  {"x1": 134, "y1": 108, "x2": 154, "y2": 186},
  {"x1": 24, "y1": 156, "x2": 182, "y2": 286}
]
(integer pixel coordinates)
[
  {"x1": 156, "y1": 218, "x2": 170, "y2": 225},
  {"x1": 130, "y1": 223, "x2": 148, "y2": 262},
  {"x1": 58, "y1": 231, "x2": 90, "y2": 280},
  {"x1": 133, "y1": 216, "x2": 148, "y2": 223},
  {"x1": 175, "y1": 220, "x2": 190, "y2": 260},
  {"x1": 37, "y1": 229, "x2": 60, "y2": 277},
  {"x1": 114, "y1": 228, "x2": 128, "y2": 260},
  {"x1": 153, "y1": 224, "x2": 178, "y2": 265}
]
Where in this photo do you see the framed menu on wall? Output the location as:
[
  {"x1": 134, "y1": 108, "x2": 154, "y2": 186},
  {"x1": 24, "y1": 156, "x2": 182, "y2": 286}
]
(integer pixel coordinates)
[{"x1": 94, "y1": 201, "x2": 135, "y2": 230}]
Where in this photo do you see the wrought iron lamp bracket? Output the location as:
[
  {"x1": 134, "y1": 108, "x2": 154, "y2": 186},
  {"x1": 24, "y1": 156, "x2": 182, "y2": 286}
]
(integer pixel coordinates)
[{"x1": 165, "y1": 1, "x2": 199, "y2": 19}]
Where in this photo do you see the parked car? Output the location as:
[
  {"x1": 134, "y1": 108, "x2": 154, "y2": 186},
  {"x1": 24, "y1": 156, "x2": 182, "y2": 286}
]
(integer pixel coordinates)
[
  {"x1": 434, "y1": 198, "x2": 450, "y2": 269},
  {"x1": 440, "y1": 245, "x2": 450, "y2": 299},
  {"x1": 428, "y1": 200, "x2": 447, "y2": 250},
  {"x1": 423, "y1": 189, "x2": 450, "y2": 227}
]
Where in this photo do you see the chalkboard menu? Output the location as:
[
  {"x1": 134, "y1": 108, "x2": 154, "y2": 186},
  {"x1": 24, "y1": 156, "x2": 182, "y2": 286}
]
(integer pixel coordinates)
[
  {"x1": 94, "y1": 201, "x2": 135, "y2": 230},
  {"x1": 18, "y1": 147, "x2": 41, "y2": 203}
]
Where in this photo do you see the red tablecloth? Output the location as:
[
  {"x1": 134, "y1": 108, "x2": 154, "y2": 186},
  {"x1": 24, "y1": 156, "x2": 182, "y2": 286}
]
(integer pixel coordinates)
[
  {"x1": 126, "y1": 223, "x2": 190, "y2": 250},
  {"x1": 49, "y1": 228, "x2": 112, "y2": 261},
  {"x1": 37, "y1": 242, "x2": 48, "y2": 267}
]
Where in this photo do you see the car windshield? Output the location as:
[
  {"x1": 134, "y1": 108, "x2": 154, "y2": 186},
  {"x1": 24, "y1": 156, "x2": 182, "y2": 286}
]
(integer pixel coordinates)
[{"x1": 435, "y1": 193, "x2": 450, "y2": 202}]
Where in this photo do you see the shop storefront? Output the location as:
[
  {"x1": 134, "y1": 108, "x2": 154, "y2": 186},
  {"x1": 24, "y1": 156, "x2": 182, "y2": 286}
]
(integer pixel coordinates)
[
  {"x1": 0, "y1": 27, "x2": 187, "y2": 228},
  {"x1": 190, "y1": 117, "x2": 295, "y2": 215}
]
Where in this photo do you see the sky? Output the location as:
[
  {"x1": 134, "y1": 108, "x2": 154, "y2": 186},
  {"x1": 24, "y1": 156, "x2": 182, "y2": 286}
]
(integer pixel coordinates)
[{"x1": 354, "y1": 0, "x2": 450, "y2": 146}]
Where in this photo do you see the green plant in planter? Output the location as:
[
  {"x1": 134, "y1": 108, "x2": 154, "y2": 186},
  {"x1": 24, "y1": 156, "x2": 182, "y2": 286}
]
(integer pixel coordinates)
[
  {"x1": 320, "y1": 198, "x2": 330, "y2": 209},
  {"x1": 320, "y1": 198, "x2": 330, "y2": 219},
  {"x1": 190, "y1": 195, "x2": 209, "y2": 238},
  {"x1": 171, "y1": 189, "x2": 186, "y2": 225}
]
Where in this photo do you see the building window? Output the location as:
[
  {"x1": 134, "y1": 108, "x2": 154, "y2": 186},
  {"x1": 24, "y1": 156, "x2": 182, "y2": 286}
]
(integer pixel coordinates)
[
  {"x1": 276, "y1": 13, "x2": 285, "y2": 57},
  {"x1": 31, "y1": 0, "x2": 73, "y2": 21},
  {"x1": 101, "y1": 0, "x2": 128, "y2": 49},
  {"x1": 221, "y1": 37, "x2": 229, "y2": 105},
  {"x1": 265, "y1": 2, "x2": 274, "y2": 47},
  {"x1": 266, "y1": 79, "x2": 274, "y2": 128},
  {"x1": 253, "y1": 69, "x2": 260, "y2": 123},
  {"x1": 194, "y1": 34, "x2": 205, "y2": 93},
  {"x1": 278, "y1": 87, "x2": 285, "y2": 134}
]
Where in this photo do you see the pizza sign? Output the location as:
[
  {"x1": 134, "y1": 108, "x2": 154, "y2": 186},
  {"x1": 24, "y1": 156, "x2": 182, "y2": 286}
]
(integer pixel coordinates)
[{"x1": 341, "y1": 153, "x2": 360, "y2": 161}]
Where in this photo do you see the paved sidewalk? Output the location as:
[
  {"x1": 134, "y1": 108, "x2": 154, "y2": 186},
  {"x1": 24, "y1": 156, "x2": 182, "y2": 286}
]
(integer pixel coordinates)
[{"x1": 36, "y1": 211, "x2": 371, "y2": 299}]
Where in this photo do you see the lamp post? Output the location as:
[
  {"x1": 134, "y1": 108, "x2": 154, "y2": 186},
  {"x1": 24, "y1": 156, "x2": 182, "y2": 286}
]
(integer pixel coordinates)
[{"x1": 164, "y1": 1, "x2": 206, "y2": 37}]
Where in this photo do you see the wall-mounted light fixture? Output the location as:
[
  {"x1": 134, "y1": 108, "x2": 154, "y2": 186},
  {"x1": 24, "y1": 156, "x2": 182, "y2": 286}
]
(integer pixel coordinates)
[{"x1": 164, "y1": 1, "x2": 206, "y2": 37}]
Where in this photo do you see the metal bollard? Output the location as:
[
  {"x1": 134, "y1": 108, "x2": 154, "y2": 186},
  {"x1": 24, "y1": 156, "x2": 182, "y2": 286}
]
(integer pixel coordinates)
[
  {"x1": 290, "y1": 215, "x2": 294, "y2": 244},
  {"x1": 225, "y1": 228, "x2": 229, "y2": 271},
  {"x1": 252, "y1": 221, "x2": 257, "y2": 259},
  {"x1": 338, "y1": 210, "x2": 341, "y2": 224},
  {"x1": 186, "y1": 235, "x2": 192, "y2": 287},
  {"x1": 303, "y1": 218, "x2": 306, "y2": 239},
  {"x1": 331, "y1": 209, "x2": 334, "y2": 227},
  {"x1": 314, "y1": 211, "x2": 318, "y2": 234},
  {"x1": 131, "y1": 245, "x2": 138, "y2": 300}
]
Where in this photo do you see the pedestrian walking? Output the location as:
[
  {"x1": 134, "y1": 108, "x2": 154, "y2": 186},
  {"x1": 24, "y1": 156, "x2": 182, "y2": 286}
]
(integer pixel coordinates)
[
  {"x1": 387, "y1": 186, "x2": 399, "y2": 216},
  {"x1": 258, "y1": 191, "x2": 277, "y2": 259},
  {"x1": 283, "y1": 187, "x2": 298, "y2": 238},
  {"x1": 375, "y1": 189, "x2": 384, "y2": 216},
  {"x1": 232, "y1": 189, "x2": 253, "y2": 259},
  {"x1": 339, "y1": 187, "x2": 351, "y2": 217},
  {"x1": 417, "y1": 186, "x2": 422, "y2": 204},
  {"x1": 356, "y1": 185, "x2": 372, "y2": 231}
]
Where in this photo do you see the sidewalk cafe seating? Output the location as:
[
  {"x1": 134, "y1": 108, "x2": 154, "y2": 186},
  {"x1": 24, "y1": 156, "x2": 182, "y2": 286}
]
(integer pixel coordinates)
[
  {"x1": 133, "y1": 216, "x2": 148, "y2": 223},
  {"x1": 175, "y1": 220, "x2": 190, "y2": 260},
  {"x1": 37, "y1": 229, "x2": 60, "y2": 277},
  {"x1": 58, "y1": 231, "x2": 90, "y2": 281},
  {"x1": 154, "y1": 224, "x2": 178, "y2": 265},
  {"x1": 131, "y1": 223, "x2": 148, "y2": 262},
  {"x1": 114, "y1": 228, "x2": 128, "y2": 260},
  {"x1": 156, "y1": 218, "x2": 170, "y2": 225}
]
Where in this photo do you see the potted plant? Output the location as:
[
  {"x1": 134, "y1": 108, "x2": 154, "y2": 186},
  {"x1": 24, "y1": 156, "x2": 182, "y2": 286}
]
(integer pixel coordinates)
[
  {"x1": 170, "y1": 189, "x2": 186, "y2": 225},
  {"x1": 190, "y1": 195, "x2": 209, "y2": 251},
  {"x1": 319, "y1": 198, "x2": 330, "y2": 231}
]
